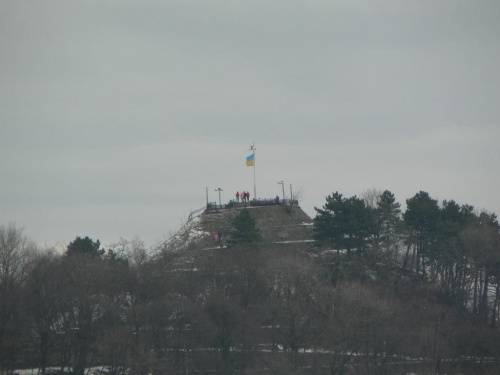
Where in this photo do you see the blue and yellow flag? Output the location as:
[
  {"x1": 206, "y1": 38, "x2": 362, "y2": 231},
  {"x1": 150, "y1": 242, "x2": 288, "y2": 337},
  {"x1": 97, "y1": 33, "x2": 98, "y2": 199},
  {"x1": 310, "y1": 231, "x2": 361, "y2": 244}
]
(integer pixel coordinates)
[{"x1": 246, "y1": 154, "x2": 255, "y2": 167}]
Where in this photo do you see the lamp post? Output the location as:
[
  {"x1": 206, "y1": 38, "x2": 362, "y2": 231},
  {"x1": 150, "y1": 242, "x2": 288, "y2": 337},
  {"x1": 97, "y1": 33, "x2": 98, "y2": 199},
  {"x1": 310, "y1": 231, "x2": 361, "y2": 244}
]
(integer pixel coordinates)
[
  {"x1": 278, "y1": 181, "x2": 284, "y2": 203},
  {"x1": 249, "y1": 143, "x2": 257, "y2": 199},
  {"x1": 214, "y1": 188, "x2": 223, "y2": 206}
]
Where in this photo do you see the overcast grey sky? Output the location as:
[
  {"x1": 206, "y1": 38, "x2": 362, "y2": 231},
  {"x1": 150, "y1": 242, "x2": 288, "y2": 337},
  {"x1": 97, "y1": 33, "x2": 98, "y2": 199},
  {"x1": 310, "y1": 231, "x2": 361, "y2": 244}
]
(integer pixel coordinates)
[{"x1": 1, "y1": 0, "x2": 499, "y2": 248}]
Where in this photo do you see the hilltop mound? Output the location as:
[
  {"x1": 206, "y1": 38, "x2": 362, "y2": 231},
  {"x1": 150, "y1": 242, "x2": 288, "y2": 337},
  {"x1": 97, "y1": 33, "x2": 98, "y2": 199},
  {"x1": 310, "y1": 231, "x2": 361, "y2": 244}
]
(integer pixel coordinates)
[{"x1": 162, "y1": 204, "x2": 313, "y2": 253}]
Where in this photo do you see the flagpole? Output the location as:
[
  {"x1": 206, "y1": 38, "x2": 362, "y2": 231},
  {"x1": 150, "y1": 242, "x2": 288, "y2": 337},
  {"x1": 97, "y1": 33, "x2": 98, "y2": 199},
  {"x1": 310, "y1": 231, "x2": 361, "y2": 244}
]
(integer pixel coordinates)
[{"x1": 249, "y1": 143, "x2": 256, "y2": 199}]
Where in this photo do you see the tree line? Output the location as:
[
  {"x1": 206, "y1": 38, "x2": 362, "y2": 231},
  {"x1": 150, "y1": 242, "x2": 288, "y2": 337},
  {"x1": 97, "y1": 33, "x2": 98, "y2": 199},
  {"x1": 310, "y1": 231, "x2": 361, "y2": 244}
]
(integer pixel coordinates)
[
  {"x1": 314, "y1": 189, "x2": 500, "y2": 327},
  {"x1": 0, "y1": 189, "x2": 500, "y2": 374}
]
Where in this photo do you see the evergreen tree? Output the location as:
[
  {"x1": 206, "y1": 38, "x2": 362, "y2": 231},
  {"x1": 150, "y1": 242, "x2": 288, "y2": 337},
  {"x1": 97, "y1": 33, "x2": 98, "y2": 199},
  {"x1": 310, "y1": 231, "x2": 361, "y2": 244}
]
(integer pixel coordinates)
[
  {"x1": 435, "y1": 200, "x2": 475, "y2": 300},
  {"x1": 314, "y1": 192, "x2": 346, "y2": 253},
  {"x1": 376, "y1": 190, "x2": 402, "y2": 258},
  {"x1": 229, "y1": 209, "x2": 261, "y2": 245},
  {"x1": 314, "y1": 192, "x2": 376, "y2": 257},
  {"x1": 66, "y1": 236, "x2": 104, "y2": 258},
  {"x1": 404, "y1": 191, "x2": 440, "y2": 276},
  {"x1": 344, "y1": 195, "x2": 376, "y2": 256},
  {"x1": 437, "y1": 201, "x2": 467, "y2": 261}
]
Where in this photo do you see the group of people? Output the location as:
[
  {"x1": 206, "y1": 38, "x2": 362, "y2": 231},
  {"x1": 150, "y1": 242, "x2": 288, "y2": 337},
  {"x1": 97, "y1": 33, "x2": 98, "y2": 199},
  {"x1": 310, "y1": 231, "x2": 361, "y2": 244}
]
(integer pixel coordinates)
[{"x1": 235, "y1": 191, "x2": 250, "y2": 202}]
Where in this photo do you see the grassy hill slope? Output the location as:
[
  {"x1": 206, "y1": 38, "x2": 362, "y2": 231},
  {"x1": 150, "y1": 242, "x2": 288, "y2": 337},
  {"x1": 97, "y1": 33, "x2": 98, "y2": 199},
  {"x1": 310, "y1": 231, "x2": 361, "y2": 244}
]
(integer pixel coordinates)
[{"x1": 162, "y1": 204, "x2": 313, "y2": 253}]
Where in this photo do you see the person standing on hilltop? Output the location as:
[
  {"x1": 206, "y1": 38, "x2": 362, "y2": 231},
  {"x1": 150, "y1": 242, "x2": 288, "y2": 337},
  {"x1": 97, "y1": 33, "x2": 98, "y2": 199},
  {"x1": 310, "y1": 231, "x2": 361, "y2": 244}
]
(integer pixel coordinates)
[{"x1": 236, "y1": 191, "x2": 240, "y2": 202}]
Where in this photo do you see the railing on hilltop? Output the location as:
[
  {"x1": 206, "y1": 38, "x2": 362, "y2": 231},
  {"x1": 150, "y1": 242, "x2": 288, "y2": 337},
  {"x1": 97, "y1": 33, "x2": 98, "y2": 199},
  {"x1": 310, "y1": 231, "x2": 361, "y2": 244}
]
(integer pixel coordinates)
[
  {"x1": 165, "y1": 198, "x2": 299, "y2": 250},
  {"x1": 206, "y1": 198, "x2": 299, "y2": 212},
  {"x1": 188, "y1": 206, "x2": 206, "y2": 221}
]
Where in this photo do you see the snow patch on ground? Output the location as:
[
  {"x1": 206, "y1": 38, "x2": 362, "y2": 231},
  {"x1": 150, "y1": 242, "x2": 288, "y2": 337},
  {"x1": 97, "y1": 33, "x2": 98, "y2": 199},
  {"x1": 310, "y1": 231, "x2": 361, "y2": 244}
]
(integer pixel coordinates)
[
  {"x1": 274, "y1": 240, "x2": 314, "y2": 244},
  {"x1": 160, "y1": 211, "x2": 212, "y2": 253},
  {"x1": 188, "y1": 229, "x2": 210, "y2": 241},
  {"x1": 12, "y1": 368, "x2": 135, "y2": 375}
]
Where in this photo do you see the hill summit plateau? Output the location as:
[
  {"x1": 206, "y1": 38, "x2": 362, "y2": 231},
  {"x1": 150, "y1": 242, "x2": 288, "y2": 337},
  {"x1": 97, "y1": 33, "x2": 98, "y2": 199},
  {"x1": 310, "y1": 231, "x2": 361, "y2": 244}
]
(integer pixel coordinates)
[{"x1": 162, "y1": 202, "x2": 314, "y2": 253}]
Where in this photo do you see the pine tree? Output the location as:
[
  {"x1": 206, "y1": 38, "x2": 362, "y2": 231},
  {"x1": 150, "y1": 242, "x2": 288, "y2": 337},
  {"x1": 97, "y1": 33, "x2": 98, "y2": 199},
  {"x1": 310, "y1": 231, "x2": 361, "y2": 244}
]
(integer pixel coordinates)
[
  {"x1": 66, "y1": 236, "x2": 104, "y2": 258},
  {"x1": 314, "y1": 192, "x2": 376, "y2": 257},
  {"x1": 437, "y1": 200, "x2": 475, "y2": 301},
  {"x1": 229, "y1": 209, "x2": 261, "y2": 245},
  {"x1": 376, "y1": 190, "x2": 402, "y2": 258},
  {"x1": 313, "y1": 192, "x2": 345, "y2": 253},
  {"x1": 404, "y1": 191, "x2": 440, "y2": 276}
]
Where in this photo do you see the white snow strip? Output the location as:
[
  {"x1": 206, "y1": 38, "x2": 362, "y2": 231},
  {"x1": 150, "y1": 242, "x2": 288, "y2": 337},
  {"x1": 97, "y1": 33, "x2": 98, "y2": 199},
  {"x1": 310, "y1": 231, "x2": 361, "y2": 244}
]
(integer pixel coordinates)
[{"x1": 273, "y1": 240, "x2": 314, "y2": 244}]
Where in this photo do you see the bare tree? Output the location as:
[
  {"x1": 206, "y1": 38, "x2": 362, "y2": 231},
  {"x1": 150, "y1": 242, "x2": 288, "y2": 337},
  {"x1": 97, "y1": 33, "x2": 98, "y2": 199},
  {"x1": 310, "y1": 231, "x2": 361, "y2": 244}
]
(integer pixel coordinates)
[
  {"x1": 291, "y1": 186, "x2": 305, "y2": 205},
  {"x1": 23, "y1": 252, "x2": 63, "y2": 375},
  {"x1": 361, "y1": 188, "x2": 383, "y2": 209},
  {"x1": 316, "y1": 282, "x2": 396, "y2": 374},
  {"x1": 0, "y1": 223, "x2": 38, "y2": 373},
  {"x1": 263, "y1": 250, "x2": 322, "y2": 371},
  {"x1": 0, "y1": 223, "x2": 38, "y2": 286},
  {"x1": 110, "y1": 237, "x2": 149, "y2": 266},
  {"x1": 56, "y1": 253, "x2": 111, "y2": 375}
]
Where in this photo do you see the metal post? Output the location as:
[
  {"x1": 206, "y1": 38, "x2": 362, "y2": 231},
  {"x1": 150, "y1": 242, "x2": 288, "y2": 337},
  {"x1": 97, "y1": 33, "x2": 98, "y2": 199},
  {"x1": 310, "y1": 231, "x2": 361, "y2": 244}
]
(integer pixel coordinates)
[
  {"x1": 278, "y1": 181, "x2": 284, "y2": 203},
  {"x1": 214, "y1": 188, "x2": 223, "y2": 206},
  {"x1": 249, "y1": 143, "x2": 256, "y2": 199}
]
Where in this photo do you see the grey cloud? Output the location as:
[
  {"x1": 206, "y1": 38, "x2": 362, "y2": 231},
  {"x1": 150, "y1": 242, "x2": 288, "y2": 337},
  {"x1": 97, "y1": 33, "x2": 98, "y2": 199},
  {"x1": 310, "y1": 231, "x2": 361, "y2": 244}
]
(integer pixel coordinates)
[{"x1": 1, "y1": 0, "x2": 499, "y2": 246}]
